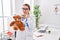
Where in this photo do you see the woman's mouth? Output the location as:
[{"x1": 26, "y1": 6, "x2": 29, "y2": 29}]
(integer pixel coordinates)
[{"x1": 23, "y1": 12, "x2": 26, "y2": 14}]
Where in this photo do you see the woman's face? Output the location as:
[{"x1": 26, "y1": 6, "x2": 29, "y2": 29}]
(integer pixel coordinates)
[{"x1": 22, "y1": 5, "x2": 30, "y2": 15}]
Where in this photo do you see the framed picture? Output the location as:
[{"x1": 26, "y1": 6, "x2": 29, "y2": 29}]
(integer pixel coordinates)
[{"x1": 54, "y1": 4, "x2": 60, "y2": 15}]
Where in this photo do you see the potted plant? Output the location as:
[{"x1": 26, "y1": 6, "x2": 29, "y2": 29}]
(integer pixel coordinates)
[{"x1": 33, "y1": 4, "x2": 41, "y2": 29}]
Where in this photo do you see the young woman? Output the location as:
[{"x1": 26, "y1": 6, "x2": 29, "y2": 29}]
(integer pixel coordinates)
[{"x1": 16, "y1": 4, "x2": 36, "y2": 40}]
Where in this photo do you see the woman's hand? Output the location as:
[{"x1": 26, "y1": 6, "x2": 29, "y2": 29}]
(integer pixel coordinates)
[{"x1": 24, "y1": 14, "x2": 29, "y2": 19}]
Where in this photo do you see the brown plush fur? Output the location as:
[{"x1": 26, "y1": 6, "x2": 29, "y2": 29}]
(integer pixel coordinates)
[{"x1": 10, "y1": 15, "x2": 25, "y2": 31}]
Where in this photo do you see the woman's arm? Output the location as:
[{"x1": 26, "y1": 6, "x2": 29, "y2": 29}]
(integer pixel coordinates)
[{"x1": 28, "y1": 14, "x2": 36, "y2": 31}]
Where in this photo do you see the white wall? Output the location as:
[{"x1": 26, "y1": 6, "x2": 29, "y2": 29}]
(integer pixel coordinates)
[
  {"x1": 15, "y1": 0, "x2": 24, "y2": 15},
  {"x1": 34, "y1": 0, "x2": 60, "y2": 28}
]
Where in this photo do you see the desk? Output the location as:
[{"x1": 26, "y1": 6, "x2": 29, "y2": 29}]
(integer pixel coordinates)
[{"x1": 33, "y1": 27, "x2": 60, "y2": 40}]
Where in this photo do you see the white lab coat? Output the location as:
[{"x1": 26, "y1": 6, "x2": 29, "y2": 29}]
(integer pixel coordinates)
[{"x1": 16, "y1": 14, "x2": 36, "y2": 40}]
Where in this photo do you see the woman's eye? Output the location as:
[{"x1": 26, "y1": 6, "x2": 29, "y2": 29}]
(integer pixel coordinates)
[{"x1": 22, "y1": 8, "x2": 29, "y2": 10}]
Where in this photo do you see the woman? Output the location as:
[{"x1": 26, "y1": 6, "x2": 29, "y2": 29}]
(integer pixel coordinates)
[{"x1": 16, "y1": 4, "x2": 36, "y2": 40}]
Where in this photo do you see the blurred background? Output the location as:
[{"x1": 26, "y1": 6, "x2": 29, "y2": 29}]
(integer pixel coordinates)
[{"x1": 0, "y1": 0, "x2": 60, "y2": 40}]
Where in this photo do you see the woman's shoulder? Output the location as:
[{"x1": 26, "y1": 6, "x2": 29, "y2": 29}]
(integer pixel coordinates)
[{"x1": 30, "y1": 14, "x2": 35, "y2": 18}]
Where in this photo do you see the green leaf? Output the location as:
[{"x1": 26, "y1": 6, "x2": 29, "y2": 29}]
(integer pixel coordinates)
[{"x1": 33, "y1": 4, "x2": 41, "y2": 28}]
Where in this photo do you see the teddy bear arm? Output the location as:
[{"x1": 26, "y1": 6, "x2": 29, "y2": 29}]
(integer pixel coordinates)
[{"x1": 10, "y1": 21, "x2": 15, "y2": 26}]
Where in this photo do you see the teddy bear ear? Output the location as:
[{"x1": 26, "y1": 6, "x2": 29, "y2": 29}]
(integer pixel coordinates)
[
  {"x1": 13, "y1": 15, "x2": 22, "y2": 19},
  {"x1": 13, "y1": 15, "x2": 17, "y2": 19}
]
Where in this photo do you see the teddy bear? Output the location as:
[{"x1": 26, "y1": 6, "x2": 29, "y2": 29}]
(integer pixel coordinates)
[{"x1": 10, "y1": 15, "x2": 25, "y2": 31}]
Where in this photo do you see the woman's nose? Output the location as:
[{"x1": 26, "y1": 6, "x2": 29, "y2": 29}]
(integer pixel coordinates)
[{"x1": 24, "y1": 10, "x2": 26, "y2": 11}]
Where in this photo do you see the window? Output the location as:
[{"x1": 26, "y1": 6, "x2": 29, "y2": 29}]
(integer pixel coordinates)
[
  {"x1": 0, "y1": 0, "x2": 2, "y2": 16},
  {"x1": 0, "y1": 18, "x2": 3, "y2": 33},
  {"x1": 3, "y1": 0, "x2": 11, "y2": 16},
  {"x1": 0, "y1": 0, "x2": 3, "y2": 33},
  {"x1": 0, "y1": 0, "x2": 14, "y2": 33}
]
